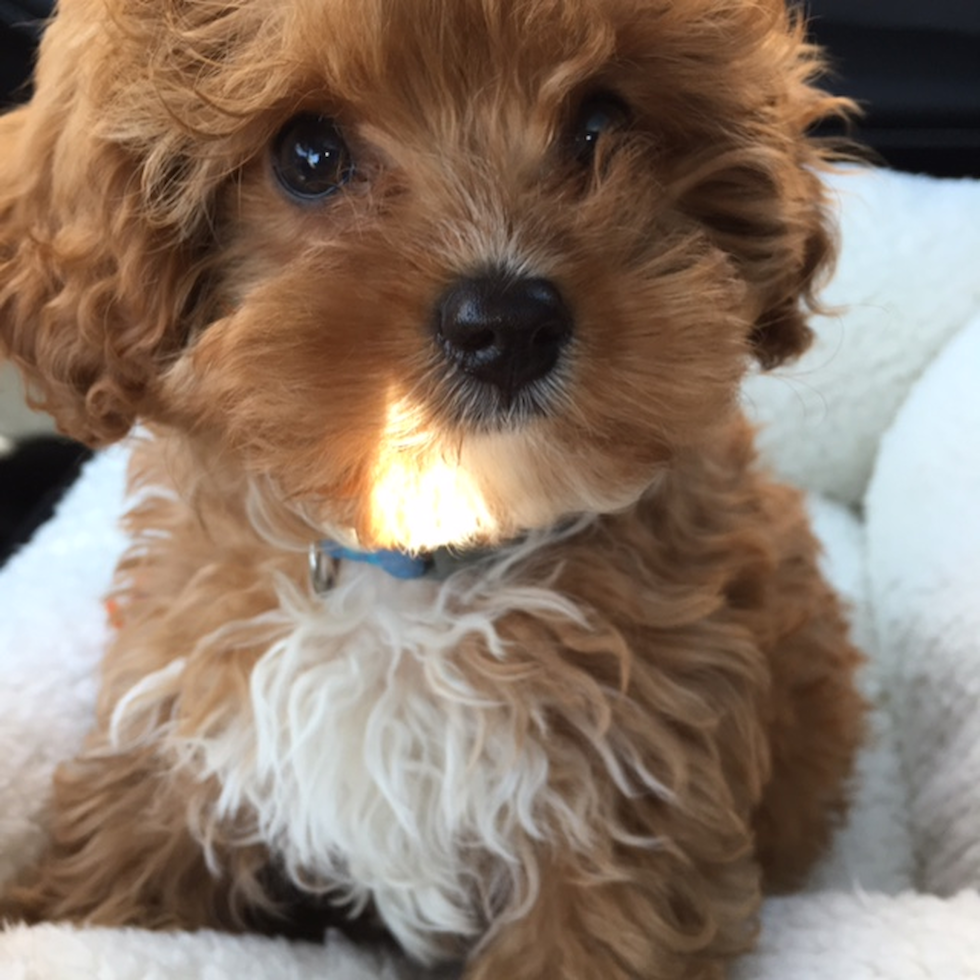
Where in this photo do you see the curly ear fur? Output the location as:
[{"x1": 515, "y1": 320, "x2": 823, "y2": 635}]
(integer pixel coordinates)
[
  {"x1": 641, "y1": 2, "x2": 851, "y2": 369},
  {"x1": 679, "y1": 146, "x2": 840, "y2": 370},
  {"x1": 0, "y1": 7, "x2": 205, "y2": 445}
]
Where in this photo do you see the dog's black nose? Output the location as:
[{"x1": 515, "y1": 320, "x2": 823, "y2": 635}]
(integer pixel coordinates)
[{"x1": 436, "y1": 274, "x2": 573, "y2": 392}]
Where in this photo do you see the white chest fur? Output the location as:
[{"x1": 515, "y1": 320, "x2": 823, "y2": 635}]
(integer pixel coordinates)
[
  {"x1": 179, "y1": 557, "x2": 604, "y2": 962},
  {"x1": 109, "y1": 536, "x2": 669, "y2": 963}
]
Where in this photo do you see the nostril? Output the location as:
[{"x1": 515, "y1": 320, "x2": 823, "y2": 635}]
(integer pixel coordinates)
[
  {"x1": 530, "y1": 317, "x2": 567, "y2": 348},
  {"x1": 439, "y1": 292, "x2": 499, "y2": 354},
  {"x1": 462, "y1": 327, "x2": 496, "y2": 352},
  {"x1": 436, "y1": 273, "x2": 573, "y2": 392}
]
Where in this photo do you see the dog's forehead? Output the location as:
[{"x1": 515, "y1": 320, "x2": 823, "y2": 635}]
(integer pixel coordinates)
[
  {"x1": 279, "y1": 0, "x2": 622, "y2": 111},
  {"x1": 291, "y1": 0, "x2": 613, "y2": 64}
]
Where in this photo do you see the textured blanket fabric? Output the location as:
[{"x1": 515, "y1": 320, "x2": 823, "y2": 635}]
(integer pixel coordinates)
[
  {"x1": 1, "y1": 166, "x2": 979, "y2": 977},
  {"x1": 867, "y1": 318, "x2": 980, "y2": 898}
]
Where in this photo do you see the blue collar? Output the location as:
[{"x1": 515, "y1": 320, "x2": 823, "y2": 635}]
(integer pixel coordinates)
[
  {"x1": 309, "y1": 540, "x2": 493, "y2": 594},
  {"x1": 319, "y1": 542, "x2": 433, "y2": 580}
]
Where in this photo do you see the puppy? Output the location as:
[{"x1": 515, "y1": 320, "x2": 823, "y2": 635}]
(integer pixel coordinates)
[{"x1": 0, "y1": 0, "x2": 864, "y2": 976}]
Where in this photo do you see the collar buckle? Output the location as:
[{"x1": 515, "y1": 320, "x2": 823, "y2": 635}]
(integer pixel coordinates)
[{"x1": 309, "y1": 542, "x2": 339, "y2": 596}]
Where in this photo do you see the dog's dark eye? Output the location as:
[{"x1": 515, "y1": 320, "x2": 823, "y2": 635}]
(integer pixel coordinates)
[
  {"x1": 272, "y1": 114, "x2": 354, "y2": 201},
  {"x1": 570, "y1": 93, "x2": 630, "y2": 165}
]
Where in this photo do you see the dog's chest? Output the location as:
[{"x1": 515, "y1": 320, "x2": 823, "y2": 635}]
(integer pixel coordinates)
[{"x1": 187, "y1": 562, "x2": 575, "y2": 961}]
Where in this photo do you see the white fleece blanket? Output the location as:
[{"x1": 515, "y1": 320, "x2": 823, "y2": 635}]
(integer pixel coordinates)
[{"x1": 2, "y1": 166, "x2": 980, "y2": 978}]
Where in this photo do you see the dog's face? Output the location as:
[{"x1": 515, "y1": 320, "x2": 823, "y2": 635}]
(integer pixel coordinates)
[{"x1": 0, "y1": 0, "x2": 839, "y2": 551}]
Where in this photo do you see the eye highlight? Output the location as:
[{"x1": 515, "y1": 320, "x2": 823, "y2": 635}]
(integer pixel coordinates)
[
  {"x1": 272, "y1": 113, "x2": 354, "y2": 201},
  {"x1": 570, "y1": 92, "x2": 630, "y2": 166}
]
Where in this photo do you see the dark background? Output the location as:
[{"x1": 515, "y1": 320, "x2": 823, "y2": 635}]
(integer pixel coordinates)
[
  {"x1": 0, "y1": 0, "x2": 44, "y2": 104},
  {"x1": 802, "y1": 1, "x2": 980, "y2": 178},
  {"x1": 1, "y1": 1, "x2": 978, "y2": 563}
]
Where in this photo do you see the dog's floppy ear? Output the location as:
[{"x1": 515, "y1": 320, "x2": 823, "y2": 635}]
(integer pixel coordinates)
[
  {"x1": 0, "y1": 15, "x2": 195, "y2": 446},
  {"x1": 692, "y1": 119, "x2": 845, "y2": 374},
  {"x1": 664, "y1": 5, "x2": 849, "y2": 371},
  {"x1": 743, "y1": 157, "x2": 838, "y2": 371},
  {"x1": 737, "y1": 29, "x2": 850, "y2": 372}
]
